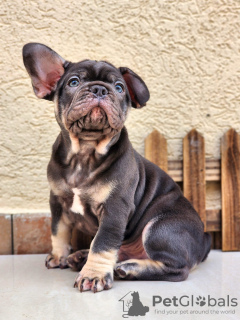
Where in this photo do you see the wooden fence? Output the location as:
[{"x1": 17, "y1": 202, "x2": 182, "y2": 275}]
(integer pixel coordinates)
[{"x1": 145, "y1": 128, "x2": 240, "y2": 251}]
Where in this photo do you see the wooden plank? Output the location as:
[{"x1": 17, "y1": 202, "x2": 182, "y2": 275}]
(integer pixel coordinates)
[
  {"x1": 221, "y1": 129, "x2": 240, "y2": 251},
  {"x1": 183, "y1": 129, "x2": 206, "y2": 230},
  {"x1": 168, "y1": 160, "x2": 183, "y2": 182},
  {"x1": 145, "y1": 130, "x2": 168, "y2": 172},
  {"x1": 163, "y1": 159, "x2": 220, "y2": 182},
  {"x1": 205, "y1": 159, "x2": 221, "y2": 181},
  {"x1": 206, "y1": 209, "x2": 221, "y2": 232}
]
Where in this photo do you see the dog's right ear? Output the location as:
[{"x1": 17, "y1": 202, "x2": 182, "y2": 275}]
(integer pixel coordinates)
[{"x1": 22, "y1": 43, "x2": 66, "y2": 100}]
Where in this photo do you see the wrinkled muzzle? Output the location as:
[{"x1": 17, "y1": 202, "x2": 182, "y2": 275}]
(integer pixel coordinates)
[{"x1": 64, "y1": 86, "x2": 127, "y2": 138}]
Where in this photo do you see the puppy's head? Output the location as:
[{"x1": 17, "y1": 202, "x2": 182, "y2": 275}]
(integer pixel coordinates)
[{"x1": 22, "y1": 43, "x2": 150, "y2": 141}]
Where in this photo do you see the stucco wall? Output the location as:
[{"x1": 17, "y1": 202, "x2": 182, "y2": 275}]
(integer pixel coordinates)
[{"x1": 0, "y1": 0, "x2": 239, "y2": 213}]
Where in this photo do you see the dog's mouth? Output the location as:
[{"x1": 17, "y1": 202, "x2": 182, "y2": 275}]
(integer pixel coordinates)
[
  {"x1": 77, "y1": 106, "x2": 107, "y2": 129},
  {"x1": 70, "y1": 106, "x2": 112, "y2": 139},
  {"x1": 65, "y1": 95, "x2": 126, "y2": 139},
  {"x1": 68, "y1": 104, "x2": 109, "y2": 136}
]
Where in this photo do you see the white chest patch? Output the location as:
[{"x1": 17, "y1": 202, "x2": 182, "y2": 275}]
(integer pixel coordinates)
[{"x1": 71, "y1": 188, "x2": 84, "y2": 215}]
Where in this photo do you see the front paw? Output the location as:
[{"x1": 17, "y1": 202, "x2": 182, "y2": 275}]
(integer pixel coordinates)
[
  {"x1": 74, "y1": 267, "x2": 113, "y2": 293},
  {"x1": 45, "y1": 254, "x2": 69, "y2": 269},
  {"x1": 66, "y1": 249, "x2": 89, "y2": 271}
]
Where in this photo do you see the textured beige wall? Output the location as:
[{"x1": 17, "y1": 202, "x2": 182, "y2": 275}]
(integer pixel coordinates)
[{"x1": 0, "y1": 0, "x2": 240, "y2": 213}]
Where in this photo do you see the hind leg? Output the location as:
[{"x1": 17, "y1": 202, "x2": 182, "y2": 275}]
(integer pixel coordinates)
[
  {"x1": 115, "y1": 216, "x2": 205, "y2": 281},
  {"x1": 115, "y1": 258, "x2": 189, "y2": 281}
]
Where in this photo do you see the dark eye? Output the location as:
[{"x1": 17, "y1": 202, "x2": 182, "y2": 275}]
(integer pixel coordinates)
[
  {"x1": 68, "y1": 77, "x2": 80, "y2": 87},
  {"x1": 115, "y1": 83, "x2": 124, "y2": 93}
]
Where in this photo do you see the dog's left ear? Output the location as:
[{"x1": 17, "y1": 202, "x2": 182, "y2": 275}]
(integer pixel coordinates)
[
  {"x1": 22, "y1": 43, "x2": 66, "y2": 100},
  {"x1": 119, "y1": 67, "x2": 150, "y2": 108}
]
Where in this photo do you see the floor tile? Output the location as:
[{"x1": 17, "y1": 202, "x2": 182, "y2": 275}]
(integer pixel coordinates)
[{"x1": 0, "y1": 250, "x2": 239, "y2": 320}]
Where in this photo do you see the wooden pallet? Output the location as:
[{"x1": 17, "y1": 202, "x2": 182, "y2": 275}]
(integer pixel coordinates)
[{"x1": 145, "y1": 128, "x2": 240, "y2": 251}]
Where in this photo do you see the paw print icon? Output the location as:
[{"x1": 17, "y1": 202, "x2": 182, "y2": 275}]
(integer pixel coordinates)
[{"x1": 196, "y1": 296, "x2": 206, "y2": 307}]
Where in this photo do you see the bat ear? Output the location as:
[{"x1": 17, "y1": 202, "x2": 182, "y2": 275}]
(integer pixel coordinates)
[
  {"x1": 22, "y1": 43, "x2": 66, "y2": 100},
  {"x1": 119, "y1": 67, "x2": 150, "y2": 108}
]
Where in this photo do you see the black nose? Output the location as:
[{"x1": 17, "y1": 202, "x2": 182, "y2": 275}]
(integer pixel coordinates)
[{"x1": 90, "y1": 85, "x2": 108, "y2": 98}]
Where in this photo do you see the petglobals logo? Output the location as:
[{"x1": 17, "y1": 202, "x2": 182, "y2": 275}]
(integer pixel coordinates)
[
  {"x1": 152, "y1": 295, "x2": 238, "y2": 308},
  {"x1": 118, "y1": 292, "x2": 238, "y2": 317}
]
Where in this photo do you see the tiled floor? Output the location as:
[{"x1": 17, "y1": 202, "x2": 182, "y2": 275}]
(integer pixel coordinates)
[{"x1": 0, "y1": 250, "x2": 239, "y2": 320}]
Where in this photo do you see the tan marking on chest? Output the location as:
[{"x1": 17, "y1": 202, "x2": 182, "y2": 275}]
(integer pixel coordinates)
[
  {"x1": 90, "y1": 181, "x2": 116, "y2": 204},
  {"x1": 71, "y1": 188, "x2": 84, "y2": 215}
]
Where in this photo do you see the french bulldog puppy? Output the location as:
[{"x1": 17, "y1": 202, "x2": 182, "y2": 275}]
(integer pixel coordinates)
[{"x1": 22, "y1": 43, "x2": 211, "y2": 293}]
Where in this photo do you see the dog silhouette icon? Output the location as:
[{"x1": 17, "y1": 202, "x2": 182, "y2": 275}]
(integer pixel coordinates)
[{"x1": 127, "y1": 291, "x2": 149, "y2": 317}]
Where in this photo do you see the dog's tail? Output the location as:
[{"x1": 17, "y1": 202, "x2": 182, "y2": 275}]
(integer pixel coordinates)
[
  {"x1": 144, "y1": 306, "x2": 149, "y2": 313},
  {"x1": 201, "y1": 232, "x2": 212, "y2": 262}
]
